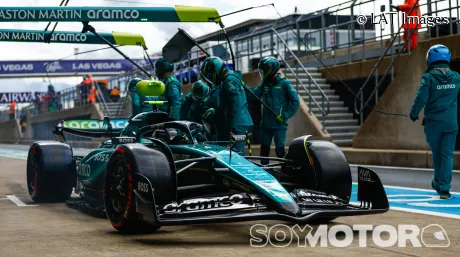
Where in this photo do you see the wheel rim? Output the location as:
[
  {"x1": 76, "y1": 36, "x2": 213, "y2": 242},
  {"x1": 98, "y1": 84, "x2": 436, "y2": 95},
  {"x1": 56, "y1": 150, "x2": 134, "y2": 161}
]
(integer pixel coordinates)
[{"x1": 109, "y1": 160, "x2": 129, "y2": 214}]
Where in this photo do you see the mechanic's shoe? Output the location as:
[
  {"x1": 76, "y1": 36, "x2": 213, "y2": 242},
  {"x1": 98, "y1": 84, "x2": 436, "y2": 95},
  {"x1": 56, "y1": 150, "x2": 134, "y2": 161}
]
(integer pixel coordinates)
[
  {"x1": 275, "y1": 147, "x2": 286, "y2": 158},
  {"x1": 431, "y1": 181, "x2": 441, "y2": 194},
  {"x1": 260, "y1": 145, "x2": 270, "y2": 165},
  {"x1": 439, "y1": 191, "x2": 452, "y2": 199}
]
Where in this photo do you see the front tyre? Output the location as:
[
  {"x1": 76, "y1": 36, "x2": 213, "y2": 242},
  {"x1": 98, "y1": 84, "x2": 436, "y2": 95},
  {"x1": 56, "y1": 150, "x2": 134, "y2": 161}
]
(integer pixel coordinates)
[
  {"x1": 104, "y1": 147, "x2": 161, "y2": 234},
  {"x1": 285, "y1": 136, "x2": 352, "y2": 223}
]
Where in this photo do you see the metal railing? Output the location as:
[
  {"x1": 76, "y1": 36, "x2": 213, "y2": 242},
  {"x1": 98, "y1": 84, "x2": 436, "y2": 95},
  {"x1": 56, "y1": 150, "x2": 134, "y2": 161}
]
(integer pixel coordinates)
[
  {"x1": 231, "y1": 0, "x2": 377, "y2": 70},
  {"x1": 93, "y1": 80, "x2": 111, "y2": 117},
  {"x1": 354, "y1": 0, "x2": 460, "y2": 124},
  {"x1": 235, "y1": 47, "x2": 330, "y2": 130},
  {"x1": 271, "y1": 28, "x2": 331, "y2": 130}
]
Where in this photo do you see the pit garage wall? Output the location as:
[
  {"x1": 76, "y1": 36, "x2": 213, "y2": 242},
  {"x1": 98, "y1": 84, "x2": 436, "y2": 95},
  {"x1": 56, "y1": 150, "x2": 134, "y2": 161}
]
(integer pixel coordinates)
[
  {"x1": 0, "y1": 119, "x2": 22, "y2": 141},
  {"x1": 24, "y1": 104, "x2": 103, "y2": 141},
  {"x1": 353, "y1": 34, "x2": 460, "y2": 150}
]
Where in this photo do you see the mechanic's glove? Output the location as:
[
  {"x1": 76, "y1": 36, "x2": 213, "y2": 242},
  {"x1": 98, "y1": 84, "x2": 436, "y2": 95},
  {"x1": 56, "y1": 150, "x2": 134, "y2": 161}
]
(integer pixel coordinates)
[
  {"x1": 202, "y1": 108, "x2": 215, "y2": 122},
  {"x1": 409, "y1": 115, "x2": 418, "y2": 122},
  {"x1": 276, "y1": 114, "x2": 285, "y2": 124}
]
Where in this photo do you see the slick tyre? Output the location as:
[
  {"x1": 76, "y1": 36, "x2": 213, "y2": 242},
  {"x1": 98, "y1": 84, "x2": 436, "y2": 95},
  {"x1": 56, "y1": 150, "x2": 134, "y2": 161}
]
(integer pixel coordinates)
[
  {"x1": 26, "y1": 142, "x2": 75, "y2": 202},
  {"x1": 285, "y1": 136, "x2": 352, "y2": 223},
  {"x1": 104, "y1": 144, "x2": 175, "y2": 234}
]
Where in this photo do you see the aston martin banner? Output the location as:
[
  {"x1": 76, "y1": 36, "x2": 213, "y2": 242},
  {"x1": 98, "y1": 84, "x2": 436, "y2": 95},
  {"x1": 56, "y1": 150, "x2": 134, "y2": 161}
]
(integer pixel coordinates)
[{"x1": 0, "y1": 29, "x2": 146, "y2": 46}]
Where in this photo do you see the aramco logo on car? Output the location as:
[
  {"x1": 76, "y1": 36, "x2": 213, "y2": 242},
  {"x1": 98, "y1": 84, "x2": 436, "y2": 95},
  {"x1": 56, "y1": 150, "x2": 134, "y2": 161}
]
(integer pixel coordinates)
[{"x1": 64, "y1": 120, "x2": 127, "y2": 130}]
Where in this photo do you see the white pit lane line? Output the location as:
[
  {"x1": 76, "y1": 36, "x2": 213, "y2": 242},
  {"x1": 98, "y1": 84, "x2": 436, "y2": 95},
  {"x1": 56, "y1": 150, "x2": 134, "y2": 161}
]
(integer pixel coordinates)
[{"x1": 6, "y1": 195, "x2": 38, "y2": 207}]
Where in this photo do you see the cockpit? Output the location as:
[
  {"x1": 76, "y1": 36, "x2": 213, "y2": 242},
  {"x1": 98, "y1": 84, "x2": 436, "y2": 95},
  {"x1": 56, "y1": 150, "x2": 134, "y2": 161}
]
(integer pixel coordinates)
[{"x1": 119, "y1": 111, "x2": 208, "y2": 145}]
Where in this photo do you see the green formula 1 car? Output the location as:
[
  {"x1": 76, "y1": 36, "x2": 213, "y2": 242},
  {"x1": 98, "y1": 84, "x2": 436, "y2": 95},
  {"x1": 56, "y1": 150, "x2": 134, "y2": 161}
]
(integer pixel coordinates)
[{"x1": 26, "y1": 108, "x2": 389, "y2": 234}]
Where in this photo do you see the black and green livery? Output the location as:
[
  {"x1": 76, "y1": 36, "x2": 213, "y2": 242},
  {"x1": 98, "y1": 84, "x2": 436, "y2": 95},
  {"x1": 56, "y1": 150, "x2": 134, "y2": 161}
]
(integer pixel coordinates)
[{"x1": 26, "y1": 108, "x2": 389, "y2": 233}]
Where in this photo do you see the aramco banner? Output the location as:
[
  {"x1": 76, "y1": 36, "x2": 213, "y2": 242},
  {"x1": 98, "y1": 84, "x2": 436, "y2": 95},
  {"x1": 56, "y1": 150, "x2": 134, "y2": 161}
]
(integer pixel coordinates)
[
  {"x1": 0, "y1": 92, "x2": 46, "y2": 104},
  {"x1": 0, "y1": 59, "x2": 153, "y2": 78}
]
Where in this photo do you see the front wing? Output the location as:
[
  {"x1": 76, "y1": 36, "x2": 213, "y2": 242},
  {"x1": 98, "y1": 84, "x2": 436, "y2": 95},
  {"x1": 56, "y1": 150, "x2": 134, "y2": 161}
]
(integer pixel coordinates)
[{"x1": 134, "y1": 166, "x2": 389, "y2": 225}]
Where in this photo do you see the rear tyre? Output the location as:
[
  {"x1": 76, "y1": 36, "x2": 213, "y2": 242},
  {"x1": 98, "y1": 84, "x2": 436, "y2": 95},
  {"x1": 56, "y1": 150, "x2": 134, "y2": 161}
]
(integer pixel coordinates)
[
  {"x1": 26, "y1": 142, "x2": 75, "y2": 202},
  {"x1": 104, "y1": 144, "x2": 175, "y2": 234},
  {"x1": 285, "y1": 136, "x2": 352, "y2": 223}
]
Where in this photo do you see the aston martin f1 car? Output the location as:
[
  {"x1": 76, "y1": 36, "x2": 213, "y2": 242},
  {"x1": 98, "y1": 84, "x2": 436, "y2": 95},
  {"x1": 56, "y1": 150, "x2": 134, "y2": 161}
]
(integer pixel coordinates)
[{"x1": 26, "y1": 104, "x2": 389, "y2": 233}]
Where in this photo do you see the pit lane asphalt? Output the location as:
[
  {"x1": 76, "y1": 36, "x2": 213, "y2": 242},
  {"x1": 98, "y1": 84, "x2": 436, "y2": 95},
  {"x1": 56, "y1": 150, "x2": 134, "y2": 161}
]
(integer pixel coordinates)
[
  {"x1": 0, "y1": 145, "x2": 459, "y2": 256},
  {"x1": 1, "y1": 143, "x2": 459, "y2": 191}
]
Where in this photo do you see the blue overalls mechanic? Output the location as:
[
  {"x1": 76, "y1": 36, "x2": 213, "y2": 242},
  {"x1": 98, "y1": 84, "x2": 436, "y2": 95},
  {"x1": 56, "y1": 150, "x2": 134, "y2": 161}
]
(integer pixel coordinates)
[
  {"x1": 154, "y1": 57, "x2": 182, "y2": 121},
  {"x1": 410, "y1": 44, "x2": 460, "y2": 199},
  {"x1": 252, "y1": 57, "x2": 300, "y2": 164},
  {"x1": 200, "y1": 56, "x2": 253, "y2": 155}
]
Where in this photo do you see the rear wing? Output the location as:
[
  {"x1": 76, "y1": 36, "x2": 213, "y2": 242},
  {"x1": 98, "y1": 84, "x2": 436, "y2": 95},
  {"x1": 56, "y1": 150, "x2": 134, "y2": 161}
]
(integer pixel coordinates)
[{"x1": 53, "y1": 118, "x2": 128, "y2": 142}]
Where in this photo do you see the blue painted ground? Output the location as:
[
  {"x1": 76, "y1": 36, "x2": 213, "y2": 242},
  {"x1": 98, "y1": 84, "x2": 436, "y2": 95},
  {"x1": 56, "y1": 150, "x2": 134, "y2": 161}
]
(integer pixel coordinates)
[
  {"x1": 0, "y1": 148, "x2": 27, "y2": 159},
  {"x1": 352, "y1": 183, "x2": 460, "y2": 218}
]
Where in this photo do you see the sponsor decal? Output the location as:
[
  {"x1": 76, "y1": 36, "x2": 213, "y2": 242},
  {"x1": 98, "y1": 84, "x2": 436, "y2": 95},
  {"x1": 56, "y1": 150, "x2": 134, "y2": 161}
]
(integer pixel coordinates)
[
  {"x1": 0, "y1": 9, "x2": 140, "y2": 21},
  {"x1": 44, "y1": 61, "x2": 62, "y2": 72},
  {"x1": 0, "y1": 31, "x2": 88, "y2": 42},
  {"x1": 0, "y1": 10, "x2": 81, "y2": 20},
  {"x1": 78, "y1": 163, "x2": 91, "y2": 177},
  {"x1": 162, "y1": 194, "x2": 245, "y2": 213},
  {"x1": 291, "y1": 189, "x2": 345, "y2": 204},
  {"x1": 358, "y1": 167, "x2": 374, "y2": 182},
  {"x1": 71, "y1": 62, "x2": 123, "y2": 70},
  {"x1": 437, "y1": 84, "x2": 456, "y2": 90},
  {"x1": 87, "y1": 10, "x2": 139, "y2": 20},
  {"x1": 0, "y1": 92, "x2": 46, "y2": 104},
  {"x1": 137, "y1": 182, "x2": 149, "y2": 193},
  {"x1": 64, "y1": 119, "x2": 128, "y2": 130},
  {"x1": 93, "y1": 153, "x2": 110, "y2": 162},
  {"x1": 115, "y1": 137, "x2": 136, "y2": 144},
  {"x1": 0, "y1": 63, "x2": 33, "y2": 72},
  {"x1": 0, "y1": 59, "x2": 148, "y2": 76}
]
